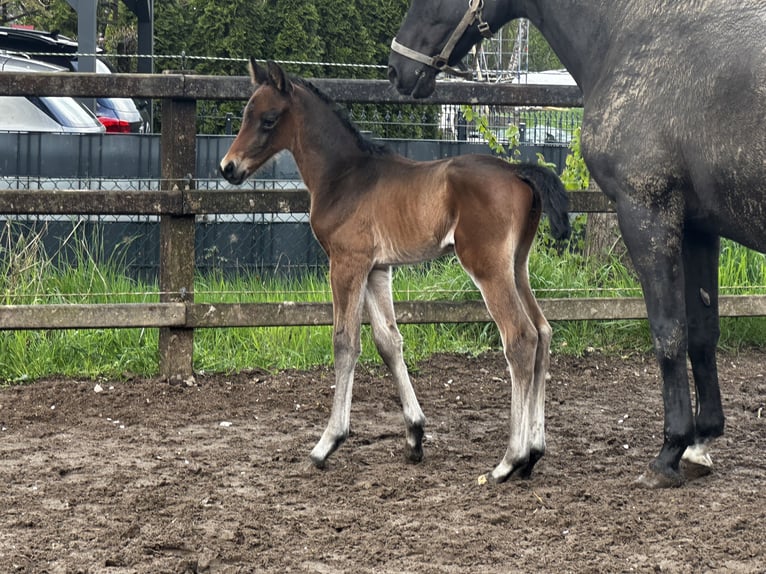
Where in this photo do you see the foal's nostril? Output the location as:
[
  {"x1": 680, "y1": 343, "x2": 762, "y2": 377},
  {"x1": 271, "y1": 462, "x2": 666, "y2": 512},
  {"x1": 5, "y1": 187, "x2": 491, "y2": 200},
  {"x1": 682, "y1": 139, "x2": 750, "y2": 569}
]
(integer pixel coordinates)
[{"x1": 220, "y1": 160, "x2": 234, "y2": 180}]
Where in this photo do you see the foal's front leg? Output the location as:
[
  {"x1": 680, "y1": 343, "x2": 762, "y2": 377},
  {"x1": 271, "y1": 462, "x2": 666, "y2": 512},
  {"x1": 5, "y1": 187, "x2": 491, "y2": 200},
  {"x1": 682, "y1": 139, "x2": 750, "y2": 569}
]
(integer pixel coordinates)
[
  {"x1": 365, "y1": 267, "x2": 426, "y2": 462},
  {"x1": 309, "y1": 258, "x2": 368, "y2": 468}
]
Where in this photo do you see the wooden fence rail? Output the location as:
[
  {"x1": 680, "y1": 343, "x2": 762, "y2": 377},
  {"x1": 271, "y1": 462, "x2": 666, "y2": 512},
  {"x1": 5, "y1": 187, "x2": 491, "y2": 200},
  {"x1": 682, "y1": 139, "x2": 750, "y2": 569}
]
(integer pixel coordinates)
[{"x1": 1, "y1": 72, "x2": 764, "y2": 377}]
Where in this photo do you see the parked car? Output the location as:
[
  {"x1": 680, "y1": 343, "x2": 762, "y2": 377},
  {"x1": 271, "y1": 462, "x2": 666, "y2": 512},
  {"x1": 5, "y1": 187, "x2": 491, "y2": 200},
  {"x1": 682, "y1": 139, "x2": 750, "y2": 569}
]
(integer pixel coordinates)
[
  {"x1": 70, "y1": 58, "x2": 147, "y2": 133},
  {"x1": 0, "y1": 25, "x2": 80, "y2": 68},
  {"x1": 0, "y1": 26, "x2": 147, "y2": 133},
  {"x1": 521, "y1": 125, "x2": 572, "y2": 145},
  {"x1": 0, "y1": 53, "x2": 105, "y2": 133}
]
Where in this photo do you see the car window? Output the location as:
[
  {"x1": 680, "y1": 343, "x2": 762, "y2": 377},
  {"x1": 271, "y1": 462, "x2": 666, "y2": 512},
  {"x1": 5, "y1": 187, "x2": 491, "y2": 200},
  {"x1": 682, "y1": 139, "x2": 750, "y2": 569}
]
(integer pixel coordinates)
[
  {"x1": 0, "y1": 96, "x2": 63, "y2": 131},
  {"x1": 33, "y1": 96, "x2": 103, "y2": 129},
  {"x1": 97, "y1": 97, "x2": 141, "y2": 113}
]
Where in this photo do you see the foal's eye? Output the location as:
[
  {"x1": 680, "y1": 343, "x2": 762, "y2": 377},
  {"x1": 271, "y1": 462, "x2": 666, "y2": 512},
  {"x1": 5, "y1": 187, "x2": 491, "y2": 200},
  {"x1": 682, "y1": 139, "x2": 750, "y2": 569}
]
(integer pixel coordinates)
[{"x1": 261, "y1": 113, "x2": 279, "y2": 131}]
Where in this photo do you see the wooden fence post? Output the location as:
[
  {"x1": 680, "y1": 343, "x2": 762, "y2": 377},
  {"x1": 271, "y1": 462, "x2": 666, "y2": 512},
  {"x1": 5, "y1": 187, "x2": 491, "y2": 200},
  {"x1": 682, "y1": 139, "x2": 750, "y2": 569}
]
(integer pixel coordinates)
[{"x1": 159, "y1": 97, "x2": 197, "y2": 378}]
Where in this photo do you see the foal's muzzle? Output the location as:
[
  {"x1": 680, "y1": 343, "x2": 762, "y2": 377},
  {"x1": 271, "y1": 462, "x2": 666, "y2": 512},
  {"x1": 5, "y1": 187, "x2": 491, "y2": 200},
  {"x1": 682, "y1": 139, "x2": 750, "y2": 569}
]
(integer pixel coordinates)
[{"x1": 220, "y1": 159, "x2": 247, "y2": 185}]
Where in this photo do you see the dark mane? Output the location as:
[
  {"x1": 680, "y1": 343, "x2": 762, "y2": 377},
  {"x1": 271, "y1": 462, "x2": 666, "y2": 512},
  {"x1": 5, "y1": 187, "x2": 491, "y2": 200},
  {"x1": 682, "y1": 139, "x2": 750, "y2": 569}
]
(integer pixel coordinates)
[{"x1": 293, "y1": 76, "x2": 393, "y2": 157}]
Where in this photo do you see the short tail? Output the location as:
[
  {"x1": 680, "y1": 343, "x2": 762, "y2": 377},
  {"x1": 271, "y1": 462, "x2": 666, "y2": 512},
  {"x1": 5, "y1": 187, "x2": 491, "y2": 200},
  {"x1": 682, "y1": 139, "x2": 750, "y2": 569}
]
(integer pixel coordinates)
[{"x1": 515, "y1": 163, "x2": 571, "y2": 241}]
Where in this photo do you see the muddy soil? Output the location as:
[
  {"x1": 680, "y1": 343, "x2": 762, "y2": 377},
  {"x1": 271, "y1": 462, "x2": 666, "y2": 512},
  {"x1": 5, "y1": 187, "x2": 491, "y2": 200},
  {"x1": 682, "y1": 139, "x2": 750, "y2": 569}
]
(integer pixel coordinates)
[{"x1": 1, "y1": 350, "x2": 764, "y2": 573}]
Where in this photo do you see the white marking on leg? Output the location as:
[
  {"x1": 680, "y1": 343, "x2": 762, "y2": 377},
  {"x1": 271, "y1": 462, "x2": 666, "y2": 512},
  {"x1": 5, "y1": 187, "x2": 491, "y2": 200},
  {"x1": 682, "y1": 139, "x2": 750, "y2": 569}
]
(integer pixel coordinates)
[
  {"x1": 460, "y1": 259, "x2": 537, "y2": 481},
  {"x1": 682, "y1": 442, "x2": 714, "y2": 468},
  {"x1": 365, "y1": 269, "x2": 426, "y2": 457},
  {"x1": 310, "y1": 265, "x2": 366, "y2": 466},
  {"x1": 528, "y1": 321, "x2": 551, "y2": 456},
  {"x1": 491, "y1": 367, "x2": 532, "y2": 481}
]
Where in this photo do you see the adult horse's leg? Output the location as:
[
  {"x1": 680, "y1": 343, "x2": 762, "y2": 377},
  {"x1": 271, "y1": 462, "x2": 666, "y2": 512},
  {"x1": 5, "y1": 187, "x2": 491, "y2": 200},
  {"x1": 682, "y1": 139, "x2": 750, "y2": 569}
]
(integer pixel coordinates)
[
  {"x1": 309, "y1": 257, "x2": 368, "y2": 468},
  {"x1": 681, "y1": 230, "x2": 724, "y2": 479},
  {"x1": 364, "y1": 267, "x2": 427, "y2": 462},
  {"x1": 614, "y1": 196, "x2": 694, "y2": 487}
]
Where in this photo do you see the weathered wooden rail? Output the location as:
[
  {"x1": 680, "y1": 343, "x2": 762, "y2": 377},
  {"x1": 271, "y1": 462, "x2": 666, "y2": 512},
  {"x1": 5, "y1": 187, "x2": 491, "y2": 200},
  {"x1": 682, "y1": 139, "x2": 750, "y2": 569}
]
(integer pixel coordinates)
[{"x1": 2, "y1": 72, "x2": 764, "y2": 377}]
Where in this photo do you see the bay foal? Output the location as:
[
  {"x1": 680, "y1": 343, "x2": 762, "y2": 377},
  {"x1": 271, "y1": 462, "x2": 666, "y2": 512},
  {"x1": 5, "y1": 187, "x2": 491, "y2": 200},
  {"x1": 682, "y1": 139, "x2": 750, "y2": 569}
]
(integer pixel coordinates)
[{"x1": 220, "y1": 60, "x2": 570, "y2": 481}]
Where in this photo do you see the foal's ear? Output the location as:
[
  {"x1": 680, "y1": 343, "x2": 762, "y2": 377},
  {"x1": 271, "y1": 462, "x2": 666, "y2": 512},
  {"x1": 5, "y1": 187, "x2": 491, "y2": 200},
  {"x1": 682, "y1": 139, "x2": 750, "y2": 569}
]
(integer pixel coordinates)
[
  {"x1": 249, "y1": 58, "x2": 269, "y2": 87},
  {"x1": 266, "y1": 60, "x2": 293, "y2": 95}
]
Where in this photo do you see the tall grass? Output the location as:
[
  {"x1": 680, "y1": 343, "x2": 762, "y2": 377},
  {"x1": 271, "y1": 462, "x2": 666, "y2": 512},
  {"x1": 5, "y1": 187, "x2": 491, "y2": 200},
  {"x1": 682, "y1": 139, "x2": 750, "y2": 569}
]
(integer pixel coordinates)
[{"x1": 0, "y1": 218, "x2": 764, "y2": 383}]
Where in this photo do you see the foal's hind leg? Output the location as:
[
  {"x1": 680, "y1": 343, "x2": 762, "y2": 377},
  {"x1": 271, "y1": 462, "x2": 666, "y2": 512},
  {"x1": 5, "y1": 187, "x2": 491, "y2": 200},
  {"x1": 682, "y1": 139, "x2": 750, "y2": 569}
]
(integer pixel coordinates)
[
  {"x1": 459, "y1": 252, "x2": 540, "y2": 482},
  {"x1": 514, "y1": 256, "x2": 552, "y2": 474},
  {"x1": 309, "y1": 257, "x2": 368, "y2": 468},
  {"x1": 483, "y1": 276, "x2": 539, "y2": 482},
  {"x1": 365, "y1": 267, "x2": 426, "y2": 462}
]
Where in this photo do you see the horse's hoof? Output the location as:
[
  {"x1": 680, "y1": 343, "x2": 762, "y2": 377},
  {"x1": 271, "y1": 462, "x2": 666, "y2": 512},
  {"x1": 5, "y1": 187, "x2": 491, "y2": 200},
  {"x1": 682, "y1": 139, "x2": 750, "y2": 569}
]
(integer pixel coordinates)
[
  {"x1": 680, "y1": 443, "x2": 713, "y2": 481},
  {"x1": 478, "y1": 471, "x2": 508, "y2": 485},
  {"x1": 309, "y1": 432, "x2": 347, "y2": 469},
  {"x1": 635, "y1": 464, "x2": 683, "y2": 488},
  {"x1": 680, "y1": 459, "x2": 713, "y2": 481},
  {"x1": 520, "y1": 449, "x2": 545, "y2": 479},
  {"x1": 308, "y1": 453, "x2": 329, "y2": 470},
  {"x1": 488, "y1": 454, "x2": 540, "y2": 483},
  {"x1": 486, "y1": 468, "x2": 532, "y2": 484},
  {"x1": 404, "y1": 442, "x2": 424, "y2": 464},
  {"x1": 288, "y1": 460, "x2": 325, "y2": 478},
  {"x1": 404, "y1": 426, "x2": 425, "y2": 463}
]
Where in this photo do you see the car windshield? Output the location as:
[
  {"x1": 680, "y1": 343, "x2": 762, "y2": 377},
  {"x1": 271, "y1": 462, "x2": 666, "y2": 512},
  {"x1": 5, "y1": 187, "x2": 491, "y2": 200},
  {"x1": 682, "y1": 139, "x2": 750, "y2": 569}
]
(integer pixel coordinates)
[
  {"x1": 0, "y1": 96, "x2": 59, "y2": 131},
  {"x1": 97, "y1": 97, "x2": 140, "y2": 113},
  {"x1": 36, "y1": 96, "x2": 102, "y2": 129}
]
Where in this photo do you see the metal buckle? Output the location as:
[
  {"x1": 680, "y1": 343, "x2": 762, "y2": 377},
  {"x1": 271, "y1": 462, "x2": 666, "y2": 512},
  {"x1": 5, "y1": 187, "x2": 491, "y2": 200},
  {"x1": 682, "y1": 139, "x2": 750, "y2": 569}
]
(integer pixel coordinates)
[{"x1": 433, "y1": 56, "x2": 449, "y2": 69}]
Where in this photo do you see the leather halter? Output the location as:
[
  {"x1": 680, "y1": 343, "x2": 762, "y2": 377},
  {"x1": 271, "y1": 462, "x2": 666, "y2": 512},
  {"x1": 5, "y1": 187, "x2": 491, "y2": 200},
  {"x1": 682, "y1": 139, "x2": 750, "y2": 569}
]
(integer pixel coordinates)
[{"x1": 390, "y1": 0, "x2": 493, "y2": 79}]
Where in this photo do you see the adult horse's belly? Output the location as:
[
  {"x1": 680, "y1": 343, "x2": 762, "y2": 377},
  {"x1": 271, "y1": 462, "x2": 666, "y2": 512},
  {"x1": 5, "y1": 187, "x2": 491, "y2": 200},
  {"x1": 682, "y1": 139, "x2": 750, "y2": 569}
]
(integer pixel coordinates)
[{"x1": 686, "y1": 168, "x2": 766, "y2": 252}]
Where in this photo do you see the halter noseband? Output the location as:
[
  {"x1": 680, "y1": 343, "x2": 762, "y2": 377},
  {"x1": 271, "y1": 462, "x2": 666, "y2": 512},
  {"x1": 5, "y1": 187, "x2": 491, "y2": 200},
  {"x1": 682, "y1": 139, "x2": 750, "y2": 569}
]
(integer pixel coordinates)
[{"x1": 390, "y1": 0, "x2": 493, "y2": 79}]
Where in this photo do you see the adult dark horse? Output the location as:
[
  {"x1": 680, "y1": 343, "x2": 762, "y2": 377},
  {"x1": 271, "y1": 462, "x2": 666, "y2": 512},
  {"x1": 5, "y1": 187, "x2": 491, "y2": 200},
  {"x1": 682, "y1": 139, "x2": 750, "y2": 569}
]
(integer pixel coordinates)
[
  {"x1": 389, "y1": 0, "x2": 766, "y2": 487},
  {"x1": 221, "y1": 59, "x2": 570, "y2": 481}
]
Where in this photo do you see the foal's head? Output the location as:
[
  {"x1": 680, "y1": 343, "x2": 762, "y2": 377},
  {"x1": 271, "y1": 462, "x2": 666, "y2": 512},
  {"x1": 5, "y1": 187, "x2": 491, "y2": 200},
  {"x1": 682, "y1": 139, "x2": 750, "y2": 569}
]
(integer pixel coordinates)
[{"x1": 220, "y1": 59, "x2": 295, "y2": 185}]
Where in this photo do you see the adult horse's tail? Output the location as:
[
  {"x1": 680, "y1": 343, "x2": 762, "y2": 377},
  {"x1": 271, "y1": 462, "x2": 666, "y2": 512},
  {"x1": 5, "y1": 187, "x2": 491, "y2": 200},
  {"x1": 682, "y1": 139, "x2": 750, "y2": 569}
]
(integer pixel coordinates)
[{"x1": 516, "y1": 164, "x2": 571, "y2": 241}]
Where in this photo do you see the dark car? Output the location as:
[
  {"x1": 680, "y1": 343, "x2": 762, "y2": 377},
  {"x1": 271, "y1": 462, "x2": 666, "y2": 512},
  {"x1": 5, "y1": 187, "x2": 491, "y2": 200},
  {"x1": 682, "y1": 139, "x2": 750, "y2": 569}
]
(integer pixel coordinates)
[
  {"x1": 70, "y1": 58, "x2": 147, "y2": 133},
  {"x1": 521, "y1": 125, "x2": 572, "y2": 145},
  {"x1": 0, "y1": 26, "x2": 147, "y2": 133},
  {"x1": 0, "y1": 54, "x2": 105, "y2": 133}
]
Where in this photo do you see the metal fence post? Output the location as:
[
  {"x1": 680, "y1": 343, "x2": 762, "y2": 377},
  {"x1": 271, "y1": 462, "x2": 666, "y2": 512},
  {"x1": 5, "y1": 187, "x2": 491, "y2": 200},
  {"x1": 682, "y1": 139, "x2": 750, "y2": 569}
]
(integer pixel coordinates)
[{"x1": 159, "y1": 97, "x2": 197, "y2": 378}]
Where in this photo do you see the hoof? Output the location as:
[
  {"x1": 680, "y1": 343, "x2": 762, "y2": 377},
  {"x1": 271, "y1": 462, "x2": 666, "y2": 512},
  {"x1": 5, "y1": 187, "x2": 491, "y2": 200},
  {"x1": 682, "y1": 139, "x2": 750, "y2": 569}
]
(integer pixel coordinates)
[
  {"x1": 488, "y1": 451, "x2": 543, "y2": 483},
  {"x1": 681, "y1": 443, "x2": 713, "y2": 481},
  {"x1": 635, "y1": 463, "x2": 683, "y2": 489},
  {"x1": 404, "y1": 425, "x2": 425, "y2": 463},
  {"x1": 404, "y1": 441, "x2": 424, "y2": 464},
  {"x1": 288, "y1": 460, "x2": 325, "y2": 478},
  {"x1": 680, "y1": 459, "x2": 713, "y2": 481},
  {"x1": 485, "y1": 466, "x2": 531, "y2": 484},
  {"x1": 477, "y1": 471, "x2": 510, "y2": 486},
  {"x1": 520, "y1": 449, "x2": 545, "y2": 479},
  {"x1": 308, "y1": 453, "x2": 329, "y2": 470},
  {"x1": 309, "y1": 431, "x2": 348, "y2": 469}
]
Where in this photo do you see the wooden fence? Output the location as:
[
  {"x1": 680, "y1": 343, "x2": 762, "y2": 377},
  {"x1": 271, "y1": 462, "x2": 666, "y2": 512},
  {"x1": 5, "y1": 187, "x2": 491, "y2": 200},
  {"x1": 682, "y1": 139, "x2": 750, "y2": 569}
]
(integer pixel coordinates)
[{"x1": 1, "y1": 71, "x2": 765, "y2": 376}]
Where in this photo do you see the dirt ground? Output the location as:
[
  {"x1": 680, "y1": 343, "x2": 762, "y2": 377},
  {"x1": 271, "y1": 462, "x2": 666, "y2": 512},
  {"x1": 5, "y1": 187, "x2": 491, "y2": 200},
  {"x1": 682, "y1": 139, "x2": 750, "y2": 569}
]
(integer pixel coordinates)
[{"x1": 0, "y1": 350, "x2": 764, "y2": 574}]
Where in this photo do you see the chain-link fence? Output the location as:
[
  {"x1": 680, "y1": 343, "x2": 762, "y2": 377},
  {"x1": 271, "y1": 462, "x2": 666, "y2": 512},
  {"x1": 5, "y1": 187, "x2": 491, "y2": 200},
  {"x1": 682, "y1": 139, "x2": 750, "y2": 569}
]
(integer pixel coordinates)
[
  {"x1": 196, "y1": 102, "x2": 583, "y2": 144},
  {"x1": 1, "y1": 126, "x2": 579, "y2": 282}
]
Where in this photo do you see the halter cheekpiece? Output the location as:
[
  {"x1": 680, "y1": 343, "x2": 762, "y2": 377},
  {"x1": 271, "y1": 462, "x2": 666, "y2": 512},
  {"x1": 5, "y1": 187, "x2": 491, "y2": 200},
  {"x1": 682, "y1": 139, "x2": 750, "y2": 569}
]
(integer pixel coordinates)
[{"x1": 390, "y1": 0, "x2": 493, "y2": 79}]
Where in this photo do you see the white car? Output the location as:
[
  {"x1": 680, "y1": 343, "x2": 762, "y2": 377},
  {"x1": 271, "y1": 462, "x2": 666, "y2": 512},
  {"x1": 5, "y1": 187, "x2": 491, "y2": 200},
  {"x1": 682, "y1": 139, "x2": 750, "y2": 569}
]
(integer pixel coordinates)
[{"x1": 0, "y1": 53, "x2": 105, "y2": 134}]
